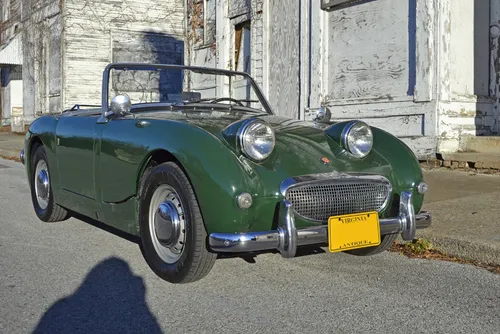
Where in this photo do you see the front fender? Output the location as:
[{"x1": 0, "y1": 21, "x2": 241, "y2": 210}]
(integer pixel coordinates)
[
  {"x1": 135, "y1": 121, "x2": 272, "y2": 235},
  {"x1": 370, "y1": 127, "x2": 425, "y2": 214}
]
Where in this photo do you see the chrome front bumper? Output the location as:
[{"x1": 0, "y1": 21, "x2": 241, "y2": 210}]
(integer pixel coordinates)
[
  {"x1": 208, "y1": 190, "x2": 431, "y2": 258},
  {"x1": 20, "y1": 149, "x2": 25, "y2": 165}
]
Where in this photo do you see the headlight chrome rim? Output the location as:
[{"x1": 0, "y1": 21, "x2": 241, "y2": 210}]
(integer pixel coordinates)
[
  {"x1": 237, "y1": 119, "x2": 276, "y2": 161},
  {"x1": 340, "y1": 120, "x2": 373, "y2": 158}
]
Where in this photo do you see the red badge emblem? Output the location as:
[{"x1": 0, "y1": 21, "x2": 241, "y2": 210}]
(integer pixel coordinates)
[{"x1": 320, "y1": 156, "x2": 331, "y2": 164}]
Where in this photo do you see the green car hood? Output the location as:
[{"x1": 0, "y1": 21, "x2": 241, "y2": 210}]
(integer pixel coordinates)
[
  {"x1": 139, "y1": 110, "x2": 425, "y2": 224},
  {"x1": 191, "y1": 114, "x2": 394, "y2": 175}
]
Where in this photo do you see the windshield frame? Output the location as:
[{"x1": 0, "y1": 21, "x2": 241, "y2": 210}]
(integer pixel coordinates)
[{"x1": 98, "y1": 62, "x2": 275, "y2": 121}]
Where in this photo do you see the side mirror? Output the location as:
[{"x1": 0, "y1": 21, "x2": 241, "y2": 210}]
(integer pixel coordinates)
[
  {"x1": 110, "y1": 95, "x2": 132, "y2": 116},
  {"x1": 314, "y1": 106, "x2": 331, "y2": 123}
]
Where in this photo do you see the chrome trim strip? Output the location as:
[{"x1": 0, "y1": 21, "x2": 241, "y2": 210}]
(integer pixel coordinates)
[
  {"x1": 277, "y1": 200, "x2": 297, "y2": 258},
  {"x1": 20, "y1": 149, "x2": 25, "y2": 165},
  {"x1": 208, "y1": 231, "x2": 280, "y2": 253},
  {"x1": 279, "y1": 172, "x2": 393, "y2": 196},
  {"x1": 399, "y1": 191, "x2": 416, "y2": 240},
  {"x1": 415, "y1": 211, "x2": 432, "y2": 229}
]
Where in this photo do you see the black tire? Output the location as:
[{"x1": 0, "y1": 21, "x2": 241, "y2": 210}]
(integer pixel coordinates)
[
  {"x1": 345, "y1": 233, "x2": 398, "y2": 256},
  {"x1": 29, "y1": 144, "x2": 69, "y2": 222},
  {"x1": 138, "y1": 161, "x2": 217, "y2": 284}
]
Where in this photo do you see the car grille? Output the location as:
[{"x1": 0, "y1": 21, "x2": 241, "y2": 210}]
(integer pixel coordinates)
[{"x1": 284, "y1": 181, "x2": 391, "y2": 222}]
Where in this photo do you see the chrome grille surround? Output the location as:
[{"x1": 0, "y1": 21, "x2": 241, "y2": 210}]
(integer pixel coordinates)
[{"x1": 281, "y1": 172, "x2": 392, "y2": 223}]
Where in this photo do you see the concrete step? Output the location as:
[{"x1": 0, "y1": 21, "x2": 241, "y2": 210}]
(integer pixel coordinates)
[
  {"x1": 428, "y1": 136, "x2": 500, "y2": 171},
  {"x1": 438, "y1": 152, "x2": 500, "y2": 169},
  {"x1": 458, "y1": 135, "x2": 500, "y2": 154}
]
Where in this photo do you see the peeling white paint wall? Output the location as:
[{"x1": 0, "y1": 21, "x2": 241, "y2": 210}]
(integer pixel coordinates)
[
  {"x1": 188, "y1": 0, "x2": 439, "y2": 157},
  {"x1": 436, "y1": 0, "x2": 497, "y2": 153},
  {"x1": 315, "y1": 0, "x2": 436, "y2": 158},
  {"x1": 192, "y1": 0, "x2": 499, "y2": 159}
]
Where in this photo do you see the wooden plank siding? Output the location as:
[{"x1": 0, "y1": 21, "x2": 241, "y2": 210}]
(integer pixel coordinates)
[
  {"x1": 63, "y1": 0, "x2": 185, "y2": 108},
  {"x1": 19, "y1": 0, "x2": 62, "y2": 120},
  {"x1": 0, "y1": 0, "x2": 23, "y2": 44},
  {"x1": 267, "y1": 1, "x2": 300, "y2": 119},
  {"x1": 326, "y1": 0, "x2": 410, "y2": 102},
  {"x1": 1, "y1": 0, "x2": 185, "y2": 120}
]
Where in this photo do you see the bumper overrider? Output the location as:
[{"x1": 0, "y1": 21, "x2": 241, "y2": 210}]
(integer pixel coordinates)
[{"x1": 209, "y1": 185, "x2": 431, "y2": 258}]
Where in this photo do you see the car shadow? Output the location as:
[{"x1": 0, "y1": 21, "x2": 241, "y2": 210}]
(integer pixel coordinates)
[
  {"x1": 217, "y1": 244, "x2": 327, "y2": 263},
  {"x1": 69, "y1": 211, "x2": 141, "y2": 245},
  {"x1": 69, "y1": 211, "x2": 327, "y2": 265},
  {"x1": 32, "y1": 257, "x2": 163, "y2": 334}
]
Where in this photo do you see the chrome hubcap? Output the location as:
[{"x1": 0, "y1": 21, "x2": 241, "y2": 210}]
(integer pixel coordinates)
[
  {"x1": 35, "y1": 160, "x2": 50, "y2": 210},
  {"x1": 149, "y1": 185, "x2": 186, "y2": 264}
]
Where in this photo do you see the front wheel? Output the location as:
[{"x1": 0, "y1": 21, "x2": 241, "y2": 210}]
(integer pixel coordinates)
[{"x1": 138, "y1": 161, "x2": 217, "y2": 283}]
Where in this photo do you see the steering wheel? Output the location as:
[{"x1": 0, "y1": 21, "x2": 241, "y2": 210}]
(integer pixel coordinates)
[{"x1": 210, "y1": 97, "x2": 245, "y2": 106}]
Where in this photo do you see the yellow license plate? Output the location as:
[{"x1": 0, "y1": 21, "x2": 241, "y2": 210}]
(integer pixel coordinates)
[{"x1": 328, "y1": 211, "x2": 381, "y2": 252}]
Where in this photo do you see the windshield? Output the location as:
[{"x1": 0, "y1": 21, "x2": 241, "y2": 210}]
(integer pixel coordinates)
[{"x1": 105, "y1": 64, "x2": 272, "y2": 114}]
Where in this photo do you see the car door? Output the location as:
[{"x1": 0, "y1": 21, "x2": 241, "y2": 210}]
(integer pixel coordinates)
[
  {"x1": 55, "y1": 115, "x2": 98, "y2": 201},
  {"x1": 96, "y1": 116, "x2": 151, "y2": 204}
]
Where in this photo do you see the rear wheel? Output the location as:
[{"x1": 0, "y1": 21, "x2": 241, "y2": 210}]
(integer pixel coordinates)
[
  {"x1": 138, "y1": 161, "x2": 217, "y2": 283},
  {"x1": 29, "y1": 144, "x2": 69, "y2": 222},
  {"x1": 345, "y1": 233, "x2": 398, "y2": 256}
]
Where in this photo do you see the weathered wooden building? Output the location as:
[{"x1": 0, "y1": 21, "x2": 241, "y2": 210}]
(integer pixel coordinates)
[
  {"x1": 2, "y1": 0, "x2": 498, "y2": 159},
  {"x1": 0, "y1": 0, "x2": 184, "y2": 131},
  {"x1": 186, "y1": 0, "x2": 500, "y2": 159},
  {"x1": 0, "y1": 0, "x2": 23, "y2": 127}
]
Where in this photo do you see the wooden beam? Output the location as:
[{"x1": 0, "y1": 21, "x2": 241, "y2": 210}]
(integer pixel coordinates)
[
  {"x1": 234, "y1": 24, "x2": 243, "y2": 71},
  {"x1": 414, "y1": 0, "x2": 435, "y2": 102}
]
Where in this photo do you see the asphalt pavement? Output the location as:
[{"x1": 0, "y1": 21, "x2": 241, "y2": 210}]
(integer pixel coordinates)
[
  {"x1": 418, "y1": 169, "x2": 500, "y2": 265},
  {"x1": 0, "y1": 131, "x2": 24, "y2": 161},
  {"x1": 0, "y1": 157, "x2": 499, "y2": 333}
]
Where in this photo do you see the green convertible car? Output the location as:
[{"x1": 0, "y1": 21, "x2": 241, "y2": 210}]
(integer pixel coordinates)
[{"x1": 21, "y1": 63, "x2": 431, "y2": 283}]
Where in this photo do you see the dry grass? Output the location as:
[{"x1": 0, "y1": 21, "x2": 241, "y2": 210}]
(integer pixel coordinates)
[
  {"x1": 0, "y1": 153, "x2": 20, "y2": 162},
  {"x1": 390, "y1": 239, "x2": 500, "y2": 275},
  {"x1": 0, "y1": 125, "x2": 28, "y2": 135}
]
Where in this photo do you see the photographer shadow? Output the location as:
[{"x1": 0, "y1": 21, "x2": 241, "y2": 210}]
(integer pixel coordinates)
[{"x1": 32, "y1": 257, "x2": 163, "y2": 334}]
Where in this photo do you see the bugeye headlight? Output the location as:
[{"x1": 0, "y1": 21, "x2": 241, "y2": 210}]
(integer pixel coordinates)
[
  {"x1": 341, "y1": 121, "x2": 373, "y2": 158},
  {"x1": 238, "y1": 120, "x2": 275, "y2": 161}
]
